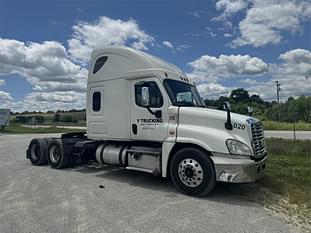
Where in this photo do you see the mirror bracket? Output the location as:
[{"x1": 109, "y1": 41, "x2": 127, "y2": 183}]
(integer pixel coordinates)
[
  {"x1": 223, "y1": 102, "x2": 233, "y2": 130},
  {"x1": 146, "y1": 107, "x2": 162, "y2": 118}
]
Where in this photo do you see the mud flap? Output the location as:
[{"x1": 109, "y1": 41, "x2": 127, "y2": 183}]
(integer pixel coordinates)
[{"x1": 26, "y1": 149, "x2": 30, "y2": 159}]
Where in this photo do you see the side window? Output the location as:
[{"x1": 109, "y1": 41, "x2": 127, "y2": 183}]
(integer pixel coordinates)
[
  {"x1": 135, "y1": 82, "x2": 163, "y2": 108},
  {"x1": 92, "y1": 92, "x2": 101, "y2": 111},
  {"x1": 93, "y1": 56, "x2": 108, "y2": 74}
]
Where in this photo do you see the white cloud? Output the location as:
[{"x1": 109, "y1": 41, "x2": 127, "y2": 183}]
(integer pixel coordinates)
[
  {"x1": 187, "y1": 53, "x2": 268, "y2": 99},
  {"x1": 132, "y1": 41, "x2": 148, "y2": 50},
  {"x1": 0, "y1": 38, "x2": 87, "y2": 92},
  {"x1": 189, "y1": 10, "x2": 208, "y2": 18},
  {"x1": 197, "y1": 82, "x2": 231, "y2": 99},
  {"x1": 189, "y1": 49, "x2": 311, "y2": 101},
  {"x1": 162, "y1": 41, "x2": 191, "y2": 52},
  {"x1": 0, "y1": 79, "x2": 5, "y2": 86},
  {"x1": 275, "y1": 48, "x2": 311, "y2": 82},
  {"x1": 0, "y1": 91, "x2": 12, "y2": 102},
  {"x1": 68, "y1": 16, "x2": 154, "y2": 63},
  {"x1": 0, "y1": 16, "x2": 157, "y2": 112},
  {"x1": 162, "y1": 41, "x2": 174, "y2": 49},
  {"x1": 224, "y1": 33, "x2": 233, "y2": 38},
  {"x1": 239, "y1": 78, "x2": 259, "y2": 85},
  {"x1": 25, "y1": 91, "x2": 85, "y2": 104},
  {"x1": 230, "y1": 0, "x2": 311, "y2": 47},
  {"x1": 176, "y1": 44, "x2": 192, "y2": 51},
  {"x1": 0, "y1": 38, "x2": 88, "y2": 111},
  {"x1": 188, "y1": 54, "x2": 268, "y2": 83},
  {"x1": 236, "y1": 48, "x2": 311, "y2": 101},
  {"x1": 215, "y1": 0, "x2": 249, "y2": 16},
  {"x1": 271, "y1": 48, "x2": 311, "y2": 98}
]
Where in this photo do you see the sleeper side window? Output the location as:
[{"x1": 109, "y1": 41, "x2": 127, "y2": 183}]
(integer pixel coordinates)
[
  {"x1": 135, "y1": 81, "x2": 163, "y2": 108},
  {"x1": 93, "y1": 56, "x2": 108, "y2": 74},
  {"x1": 92, "y1": 92, "x2": 101, "y2": 111}
]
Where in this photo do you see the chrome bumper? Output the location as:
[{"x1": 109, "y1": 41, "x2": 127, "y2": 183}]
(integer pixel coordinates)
[{"x1": 210, "y1": 154, "x2": 267, "y2": 183}]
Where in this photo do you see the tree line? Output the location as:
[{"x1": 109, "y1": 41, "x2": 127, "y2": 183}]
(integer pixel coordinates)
[{"x1": 204, "y1": 88, "x2": 311, "y2": 123}]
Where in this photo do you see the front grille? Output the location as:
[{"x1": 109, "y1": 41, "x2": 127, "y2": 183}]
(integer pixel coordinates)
[{"x1": 250, "y1": 122, "x2": 266, "y2": 159}]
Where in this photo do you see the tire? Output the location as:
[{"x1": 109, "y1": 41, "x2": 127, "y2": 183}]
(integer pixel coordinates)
[
  {"x1": 170, "y1": 147, "x2": 216, "y2": 197},
  {"x1": 47, "y1": 139, "x2": 71, "y2": 169},
  {"x1": 43, "y1": 137, "x2": 54, "y2": 149},
  {"x1": 28, "y1": 138, "x2": 48, "y2": 165}
]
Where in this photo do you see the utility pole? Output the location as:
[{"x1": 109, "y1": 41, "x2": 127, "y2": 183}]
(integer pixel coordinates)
[{"x1": 275, "y1": 81, "x2": 281, "y2": 103}]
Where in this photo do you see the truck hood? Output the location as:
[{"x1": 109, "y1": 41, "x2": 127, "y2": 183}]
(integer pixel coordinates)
[{"x1": 177, "y1": 107, "x2": 258, "y2": 154}]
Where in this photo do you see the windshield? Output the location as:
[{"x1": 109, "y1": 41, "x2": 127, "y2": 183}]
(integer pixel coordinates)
[{"x1": 164, "y1": 79, "x2": 205, "y2": 107}]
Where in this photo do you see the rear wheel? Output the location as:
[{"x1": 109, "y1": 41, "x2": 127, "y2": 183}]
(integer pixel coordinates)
[
  {"x1": 47, "y1": 139, "x2": 71, "y2": 169},
  {"x1": 28, "y1": 138, "x2": 48, "y2": 165},
  {"x1": 170, "y1": 147, "x2": 216, "y2": 196}
]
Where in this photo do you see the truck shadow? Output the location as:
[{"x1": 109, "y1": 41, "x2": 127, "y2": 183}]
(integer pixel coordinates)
[{"x1": 70, "y1": 163, "x2": 264, "y2": 207}]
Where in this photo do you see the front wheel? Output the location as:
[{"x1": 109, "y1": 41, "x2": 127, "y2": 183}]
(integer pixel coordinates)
[{"x1": 170, "y1": 147, "x2": 216, "y2": 196}]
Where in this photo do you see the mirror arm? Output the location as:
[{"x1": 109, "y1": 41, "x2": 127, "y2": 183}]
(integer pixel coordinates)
[
  {"x1": 146, "y1": 107, "x2": 155, "y2": 115},
  {"x1": 223, "y1": 102, "x2": 233, "y2": 130},
  {"x1": 146, "y1": 107, "x2": 162, "y2": 118},
  {"x1": 225, "y1": 109, "x2": 233, "y2": 130}
]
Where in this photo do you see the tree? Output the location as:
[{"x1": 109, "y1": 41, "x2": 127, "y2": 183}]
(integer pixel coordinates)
[
  {"x1": 53, "y1": 113, "x2": 60, "y2": 122},
  {"x1": 250, "y1": 94, "x2": 264, "y2": 104},
  {"x1": 35, "y1": 115, "x2": 45, "y2": 124},
  {"x1": 230, "y1": 88, "x2": 250, "y2": 103},
  {"x1": 62, "y1": 115, "x2": 73, "y2": 122}
]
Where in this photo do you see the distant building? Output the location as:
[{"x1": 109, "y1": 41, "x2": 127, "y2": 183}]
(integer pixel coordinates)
[{"x1": 0, "y1": 109, "x2": 10, "y2": 127}]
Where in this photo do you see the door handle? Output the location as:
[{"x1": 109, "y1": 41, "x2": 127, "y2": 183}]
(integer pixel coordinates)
[{"x1": 132, "y1": 124, "x2": 137, "y2": 135}]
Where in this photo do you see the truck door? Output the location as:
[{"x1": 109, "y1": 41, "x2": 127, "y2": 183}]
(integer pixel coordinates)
[{"x1": 131, "y1": 77, "x2": 169, "y2": 141}]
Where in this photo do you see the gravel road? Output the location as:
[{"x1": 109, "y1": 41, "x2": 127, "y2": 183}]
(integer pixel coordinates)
[{"x1": 0, "y1": 134, "x2": 299, "y2": 233}]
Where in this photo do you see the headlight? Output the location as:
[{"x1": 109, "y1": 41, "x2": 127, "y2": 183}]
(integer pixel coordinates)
[{"x1": 226, "y1": 139, "x2": 252, "y2": 156}]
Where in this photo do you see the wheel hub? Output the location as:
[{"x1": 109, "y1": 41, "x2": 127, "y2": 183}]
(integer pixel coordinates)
[
  {"x1": 49, "y1": 145, "x2": 61, "y2": 163},
  {"x1": 178, "y1": 158, "x2": 203, "y2": 188},
  {"x1": 185, "y1": 167, "x2": 194, "y2": 178}
]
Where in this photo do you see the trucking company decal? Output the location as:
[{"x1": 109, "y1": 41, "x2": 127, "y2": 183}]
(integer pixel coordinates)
[{"x1": 137, "y1": 118, "x2": 163, "y2": 130}]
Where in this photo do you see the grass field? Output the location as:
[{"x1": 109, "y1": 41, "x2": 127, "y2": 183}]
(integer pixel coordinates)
[
  {"x1": 1, "y1": 124, "x2": 85, "y2": 134},
  {"x1": 262, "y1": 120, "x2": 311, "y2": 131},
  {"x1": 259, "y1": 138, "x2": 311, "y2": 209}
]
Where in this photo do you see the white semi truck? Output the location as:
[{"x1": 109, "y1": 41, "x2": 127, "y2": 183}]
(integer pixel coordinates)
[{"x1": 26, "y1": 47, "x2": 267, "y2": 196}]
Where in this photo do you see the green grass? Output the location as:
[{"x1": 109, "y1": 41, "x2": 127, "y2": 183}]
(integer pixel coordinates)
[
  {"x1": 259, "y1": 138, "x2": 311, "y2": 208},
  {"x1": 1, "y1": 124, "x2": 85, "y2": 134},
  {"x1": 262, "y1": 120, "x2": 311, "y2": 131}
]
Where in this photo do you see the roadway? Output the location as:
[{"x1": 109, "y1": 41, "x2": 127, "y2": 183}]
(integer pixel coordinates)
[
  {"x1": 0, "y1": 134, "x2": 301, "y2": 233},
  {"x1": 264, "y1": 130, "x2": 310, "y2": 140}
]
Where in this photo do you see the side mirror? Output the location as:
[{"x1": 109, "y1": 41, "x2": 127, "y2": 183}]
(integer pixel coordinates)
[
  {"x1": 247, "y1": 106, "x2": 253, "y2": 116},
  {"x1": 223, "y1": 101, "x2": 231, "y2": 111},
  {"x1": 141, "y1": 86, "x2": 150, "y2": 107},
  {"x1": 223, "y1": 101, "x2": 233, "y2": 130}
]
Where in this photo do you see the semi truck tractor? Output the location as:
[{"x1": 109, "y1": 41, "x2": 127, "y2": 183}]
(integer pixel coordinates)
[{"x1": 26, "y1": 46, "x2": 267, "y2": 196}]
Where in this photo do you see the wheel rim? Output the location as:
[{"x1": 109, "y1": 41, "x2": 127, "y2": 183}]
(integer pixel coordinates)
[
  {"x1": 30, "y1": 144, "x2": 40, "y2": 161},
  {"x1": 49, "y1": 145, "x2": 61, "y2": 163},
  {"x1": 178, "y1": 158, "x2": 203, "y2": 187}
]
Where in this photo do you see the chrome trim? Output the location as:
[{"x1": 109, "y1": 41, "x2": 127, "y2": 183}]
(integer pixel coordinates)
[
  {"x1": 250, "y1": 121, "x2": 266, "y2": 159},
  {"x1": 212, "y1": 151, "x2": 251, "y2": 160},
  {"x1": 210, "y1": 155, "x2": 267, "y2": 183},
  {"x1": 177, "y1": 158, "x2": 203, "y2": 187}
]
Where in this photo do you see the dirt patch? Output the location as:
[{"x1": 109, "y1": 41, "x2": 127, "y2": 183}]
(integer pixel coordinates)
[{"x1": 241, "y1": 184, "x2": 311, "y2": 233}]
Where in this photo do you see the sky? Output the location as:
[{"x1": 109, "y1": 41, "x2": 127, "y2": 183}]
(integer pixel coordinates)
[{"x1": 0, "y1": 0, "x2": 310, "y2": 112}]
